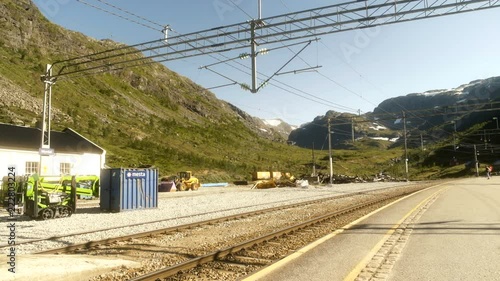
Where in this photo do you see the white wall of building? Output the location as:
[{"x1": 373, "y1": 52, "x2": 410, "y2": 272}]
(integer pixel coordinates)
[{"x1": 0, "y1": 148, "x2": 104, "y2": 177}]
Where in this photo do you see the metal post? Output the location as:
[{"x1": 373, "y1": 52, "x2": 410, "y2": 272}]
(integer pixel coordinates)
[
  {"x1": 258, "y1": 0, "x2": 262, "y2": 19},
  {"x1": 250, "y1": 21, "x2": 258, "y2": 93},
  {"x1": 351, "y1": 118, "x2": 355, "y2": 143},
  {"x1": 328, "y1": 118, "x2": 333, "y2": 185},
  {"x1": 312, "y1": 142, "x2": 316, "y2": 176},
  {"x1": 403, "y1": 112, "x2": 408, "y2": 181},
  {"x1": 474, "y1": 145, "x2": 479, "y2": 177},
  {"x1": 420, "y1": 134, "x2": 424, "y2": 151},
  {"x1": 162, "y1": 25, "x2": 170, "y2": 43},
  {"x1": 71, "y1": 175, "x2": 77, "y2": 213},
  {"x1": 40, "y1": 64, "x2": 52, "y2": 148},
  {"x1": 484, "y1": 129, "x2": 487, "y2": 149},
  {"x1": 493, "y1": 117, "x2": 498, "y2": 129},
  {"x1": 452, "y1": 121, "x2": 456, "y2": 151},
  {"x1": 40, "y1": 64, "x2": 53, "y2": 176},
  {"x1": 33, "y1": 180, "x2": 38, "y2": 219}
]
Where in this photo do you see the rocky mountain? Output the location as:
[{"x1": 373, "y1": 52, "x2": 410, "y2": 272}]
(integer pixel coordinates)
[
  {"x1": 0, "y1": 0, "x2": 307, "y2": 181},
  {"x1": 289, "y1": 77, "x2": 500, "y2": 151},
  {"x1": 261, "y1": 119, "x2": 296, "y2": 140},
  {"x1": 372, "y1": 77, "x2": 500, "y2": 131},
  {"x1": 2, "y1": 0, "x2": 498, "y2": 181}
]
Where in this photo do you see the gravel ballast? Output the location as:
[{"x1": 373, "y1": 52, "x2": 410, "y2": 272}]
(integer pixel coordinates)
[{"x1": 0, "y1": 182, "x2": 421, "y2": 254}]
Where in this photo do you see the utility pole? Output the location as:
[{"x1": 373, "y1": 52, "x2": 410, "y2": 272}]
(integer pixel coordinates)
[
  {"x1": 258, "y1": 0, "x2": 262, "y2": 19},
  {"x1": 351, "y1": 118, "x2": 355, "y2": 143},
  {"x1": 474, "y1": 145, "x2": 479, "y2": 177},
  {"x1": 312, "y1": 142, "x2": 316, "y2": 176},
  {"x1": 403, "y1": 111, "x2": 408, "y2": 181},
  {"x1": 328, "y1": 118, "x2": 333, "y2": 185},
  {"x1": 483, "y1": 129, "x2": 488, "y2": 149},
  {"x1": 250, "y1": 20, "x2": 258, "y2": 93},
  {"x1": 420, "y1": 133, "x2": 424, "y2": 151},
  {"x1": 39, "y1": 64, "x2": 55, "y2": 176},
  {"x1": 452, "y1": 121, "x2": 457, "y2": 151}
]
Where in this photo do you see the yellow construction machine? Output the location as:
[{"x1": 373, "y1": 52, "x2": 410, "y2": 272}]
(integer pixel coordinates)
[{"x1": 176, "y1": 171, "x2": 200, "y2": 191}]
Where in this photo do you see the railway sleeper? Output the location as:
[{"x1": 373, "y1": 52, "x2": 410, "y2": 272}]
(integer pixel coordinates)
[{"x1": 226, "y1": 255, "x2": 273, "y2": 266}]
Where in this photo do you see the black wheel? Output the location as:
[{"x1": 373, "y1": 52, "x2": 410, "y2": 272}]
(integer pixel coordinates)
[
  {"x1": 60, "y1": 206, "x2": 72, "y2": 218},
  {"x1": 39, "y1": 208, "x2": 54, "y2": 220}
]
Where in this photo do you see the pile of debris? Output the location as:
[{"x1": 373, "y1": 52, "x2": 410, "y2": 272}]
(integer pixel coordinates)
[
  {"x1": 251, "y1": 178, "x2": 298, "y2": 189},
  {"x1": 317, "y1": 172, "x2": 402, "y2": 184},
  {"x1": 250, "y1": 172, "x2": 403, "y2": 189}
]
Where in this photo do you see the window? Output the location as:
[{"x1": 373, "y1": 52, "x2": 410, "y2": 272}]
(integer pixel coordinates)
[
  {"x1": 25, "y1": 162, "x2": 39, "y2": 175},
  {"x1": 60, "y1": 163, "x2": 71, "y2": 175}
]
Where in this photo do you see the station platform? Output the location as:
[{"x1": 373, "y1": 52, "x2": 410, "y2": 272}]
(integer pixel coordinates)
[{"x1": 243, "y1": 177, "x2": 500, "y2": 281}]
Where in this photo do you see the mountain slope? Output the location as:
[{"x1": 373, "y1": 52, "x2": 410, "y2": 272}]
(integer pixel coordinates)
[
  {"x1": 289, "y1": 77, "x2": 500, "y2": 150},
  {"x1": 0, "y1": 0, "x2": 308, "y2": 181}
]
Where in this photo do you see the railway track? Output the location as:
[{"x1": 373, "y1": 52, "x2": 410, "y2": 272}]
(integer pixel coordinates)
[
  {"x1": 27, "y1": 182, "x2": 439, "y2": 281},
  {"x1": 127, "y1": 186, "x2": 423, "y2": 281},
  {"x1": 34, "y1": 185, "x2": 401, "y2": 255},
  {"x1": 0, "y1": 190, "x2": 362, "y2": 252}
]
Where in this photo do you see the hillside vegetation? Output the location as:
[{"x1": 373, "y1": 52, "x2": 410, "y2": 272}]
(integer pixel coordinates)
[{"x1": 0, "y1": 1, "x2": 495, "y2": 182}]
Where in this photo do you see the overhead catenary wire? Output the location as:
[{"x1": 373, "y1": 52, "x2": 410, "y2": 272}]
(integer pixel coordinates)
[
  {"x1": 75, "y1": 0, "x2": 161, "y2": 32},
  {"x1": 67, "y1": 0, "x2": 499, "y2": 128},
  {"x1": 273, "y1": 2, "x2": 397, "y2": 118},
  {"x1": 45, "y1": 1, "x2": 342, "y2": 120},
  {"x1": 228, "y1": 0, "x2": 254, "y2": 19},
  {"x1": 93, "y1": 0, "x2": 165, "y2": 29}
]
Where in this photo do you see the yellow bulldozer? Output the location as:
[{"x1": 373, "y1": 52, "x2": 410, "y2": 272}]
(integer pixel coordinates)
[{"x1": 175, "y1": 171, "x2": 200, "y2": 191}]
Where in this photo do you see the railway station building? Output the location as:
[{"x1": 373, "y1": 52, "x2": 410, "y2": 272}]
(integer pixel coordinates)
[{"x1": 0, "y1": 123, "x2": 106, "y2": 178}]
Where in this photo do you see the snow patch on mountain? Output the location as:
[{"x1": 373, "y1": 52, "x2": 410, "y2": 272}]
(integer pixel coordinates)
[
  {"x1": 420, "y1": 80, "x2": 482, "y2": 96},
  {"x1": 263, "y1": 119, "x2": 283, "y2": 127}
]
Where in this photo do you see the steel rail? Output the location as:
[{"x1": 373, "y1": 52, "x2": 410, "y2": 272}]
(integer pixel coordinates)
[
  {"x1": 129, "y1": 186, "x2": 425, "y2": 281},
  {"x1": 1, "y1": 190, "x2": 342, "y2": 249},
  {"x1": 34, "y1": 185, "x2": 407, "y2": 255}
]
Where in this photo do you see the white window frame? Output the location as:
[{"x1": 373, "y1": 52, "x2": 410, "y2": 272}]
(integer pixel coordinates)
[
  {"x1": 60, "y1": 162, "x2": 71, "y2": 175},
  {"x1": 25, "y1": 161, "x2": 39, "y2": 175}
]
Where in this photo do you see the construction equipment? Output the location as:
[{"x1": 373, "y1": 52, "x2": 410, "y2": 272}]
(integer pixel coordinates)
[
  {"x1": 1, "y1": 176, "x2": 24, "y2": 214},
  {"x1": 26, "y1": 175, "x2": 76, "y2": 220},
  {"x1": 42, "y1": 175, "x2": 100, "y2": 199},
  {"x1": 2, "y1": 174, "x2": 99, "y2": 219},
  {"x1": 176, "y1": 171, "x2": 200, "y2": 191},
  {"x1": 2, "y1": 175, "x2": 76, "y2": 220}
]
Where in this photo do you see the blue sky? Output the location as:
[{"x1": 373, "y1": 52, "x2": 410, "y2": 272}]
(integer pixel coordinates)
[{"x1": 33, "y1": 0, "x2": 500, "y2": 126}]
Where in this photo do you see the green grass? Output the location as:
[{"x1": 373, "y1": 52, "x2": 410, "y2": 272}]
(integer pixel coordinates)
[{"x1": 0, "y1": 0, "x2": 486, "y2": 183}]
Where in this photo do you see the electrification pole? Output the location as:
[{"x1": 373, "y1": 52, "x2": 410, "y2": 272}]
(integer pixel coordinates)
[
  {"x1": 39, "y1": 64, "x2": 55, "y2": 176},
  {"x1": 312, "y1": 142, "x2": 316, "y2": 177},
  {"x1": 258, "y1": 0, "x2": 262, "y2": 20},
  {"x1": 474, "y1": 144, "x2": 479, "y2": 177},
  {"x1": 38, "y1": 0, "x2": 500, "y2": 163},
  {"x1": 403, "y1": 111, "x2": 409, "y2": 181},
  {"x1": 328, "y1": 118, "x2": 333, "y2": 185},
  {"x1": 452, "y1": 120, "x2": 457, "y2": 151},
  {"x1": 45, "y1": 0, "x2": 500, "y2": 82},
  {"x1": 250, "y1": 20, "x2": 258, "y2": 93},
  {"x1": 351, "y1": 118, "x2": 355, "y2": 143}
]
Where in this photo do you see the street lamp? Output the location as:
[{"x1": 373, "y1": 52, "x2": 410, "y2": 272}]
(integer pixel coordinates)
[{"x1": 493, "y1": 117, "x2": 498, "y2": 130}]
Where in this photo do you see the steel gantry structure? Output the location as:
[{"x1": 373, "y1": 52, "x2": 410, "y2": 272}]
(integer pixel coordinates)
[{"x1": 38, "y1": 0, "x2": 500, "y2": 168}]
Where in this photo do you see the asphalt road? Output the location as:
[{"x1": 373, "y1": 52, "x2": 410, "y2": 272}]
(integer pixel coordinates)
[{"x1": 245, "y1": 177, "x2": 500, "y2": 281}]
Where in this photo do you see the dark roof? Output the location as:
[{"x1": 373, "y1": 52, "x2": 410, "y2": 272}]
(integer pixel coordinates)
[{"x1": 0, "y1": 123, "x2": 104, "y2": 154}]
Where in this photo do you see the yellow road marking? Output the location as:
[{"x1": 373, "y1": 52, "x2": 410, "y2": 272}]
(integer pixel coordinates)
[
  {"x1": 343, "y1": 185, "x2": 450, "y2": 281},
  {"x1": 242, "y1": 183, "x2": 449, "y2": 281}
]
